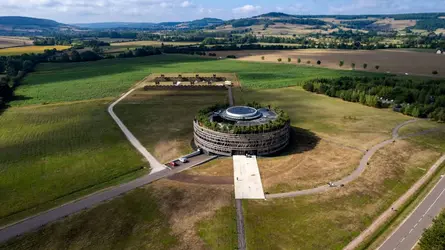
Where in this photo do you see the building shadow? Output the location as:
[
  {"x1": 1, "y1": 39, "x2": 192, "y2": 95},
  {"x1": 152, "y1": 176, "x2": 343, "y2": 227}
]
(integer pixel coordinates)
[{"x1": 269, "y1": 126, "x2": 320, "y2": 157}]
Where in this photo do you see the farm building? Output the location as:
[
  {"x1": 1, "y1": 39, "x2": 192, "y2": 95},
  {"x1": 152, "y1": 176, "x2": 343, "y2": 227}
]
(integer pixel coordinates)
[{"x1": 194, "y1": 105, "x2": 290, "y2": 156}]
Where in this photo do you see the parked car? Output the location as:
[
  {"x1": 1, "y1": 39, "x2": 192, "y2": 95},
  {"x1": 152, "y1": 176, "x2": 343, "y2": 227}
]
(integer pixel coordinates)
[
  {"x1": 169, "y1": 161, "x2": 178, "y2": 167},
  {"x1": 179, "y1": 157, "x2": 188, "y2": 163}
]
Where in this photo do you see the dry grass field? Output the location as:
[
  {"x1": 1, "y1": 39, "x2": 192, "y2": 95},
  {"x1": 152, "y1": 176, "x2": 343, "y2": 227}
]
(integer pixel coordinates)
[
  {"x1": 209, "y1": 49, "x2": 445, "y2": 76},
  {"x1": 0, "y1": 45, "x2": 70, "y2": 56},
  {"x1": 0, "y1": 36, "x2": 33, "y2": 48},
  {"x1": 374, "y1": 18, "x2": 416, "y2": 30},
  {"x1": 186, "y1": 86, "x2": 410, "y2": 193},
  {"x1": 242, "y1": 140, "x2": 440, "y2": 249}
]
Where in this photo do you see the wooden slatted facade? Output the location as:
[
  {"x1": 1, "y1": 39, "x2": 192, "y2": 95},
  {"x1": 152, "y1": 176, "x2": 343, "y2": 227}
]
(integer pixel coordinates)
[{"x1": 193, "y1": 120, "x2": 290, "y2": 156}]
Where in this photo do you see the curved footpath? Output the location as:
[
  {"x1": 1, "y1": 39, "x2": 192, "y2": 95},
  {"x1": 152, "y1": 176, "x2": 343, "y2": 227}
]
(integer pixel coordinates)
[
  {"x1": 108, "y1": 88, "x2": 167, "y2": 173},
  {"x1": 266, "y1": 119, "x2": 420, "y2": 199}
]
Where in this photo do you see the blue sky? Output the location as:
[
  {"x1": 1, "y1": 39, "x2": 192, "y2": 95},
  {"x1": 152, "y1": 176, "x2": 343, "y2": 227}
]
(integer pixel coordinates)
[{"x1": 0, "y1": 0, "x2": 443, "y2": 23}]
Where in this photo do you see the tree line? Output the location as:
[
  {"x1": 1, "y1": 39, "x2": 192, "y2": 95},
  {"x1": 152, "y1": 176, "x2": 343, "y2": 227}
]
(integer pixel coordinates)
[{"x1": 303, "y1": 76, "x2": 445, "y2": 122}]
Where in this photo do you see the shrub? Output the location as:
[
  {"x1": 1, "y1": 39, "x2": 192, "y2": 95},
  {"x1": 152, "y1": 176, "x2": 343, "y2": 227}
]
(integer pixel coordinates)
[
  {"x1": 432, "y1": 70, "x2": 438, "y2": 75},
  {"x1": 297, "y1": 58, "x2": 301, "y2": 63},
  {"x1": 317, "y1": 60, "x2": 321, "y2": 65},
  {"x1": 226, "y1": 55, "x2": 237, "y2": 59},
  {"x1": 375, "y1": 65, "x2": 380, "y2": 70},
  {"x1": 339, "y1": 60, "x2": 344, "y2": 67},
  {"x1": 363, "y1": 63, "x2": 368, "y2": 69},
  {"x1": 288, "y1": 57, "x2": 291, "y2": 63},
  {"x1": 351, "y1": 63, "x2": 356, "y2": 69},
  {"x1": 277, "y1": 58, "x2": 282, "y2": 62},
  {"x1": 261, "y1": 56, "x2": 265, "y2": 60},
  {"x1": 306, "y1": 60, "x2": 311, "y2": 64}
]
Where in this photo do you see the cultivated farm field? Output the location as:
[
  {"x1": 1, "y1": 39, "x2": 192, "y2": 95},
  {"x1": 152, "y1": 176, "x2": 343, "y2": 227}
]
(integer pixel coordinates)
[
  {"x1": 209, "y1": 49, "x2": 445, "y2": 76},
  {"x1": 0, "y1": 36, "x2": 33, "y2": 49},
  {"x1": 0, "y1": 101, "x2": 147, "y2": 225},
  {"x1": 11, "y1": 54, "x2": 379, "y2": 106},
  {"x1": 103, "y1": 41, "x2": 200, "y2": 54},
  {"x1": 0, "y1": 45, "x2": 70, "y2": 56}
]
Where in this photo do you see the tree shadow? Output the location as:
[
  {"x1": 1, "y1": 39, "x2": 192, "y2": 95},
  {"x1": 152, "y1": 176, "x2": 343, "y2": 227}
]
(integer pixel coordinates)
[
  {"x1": 268, "y1": 126, "x2": 321, "y2": 157},
  {"x1": 13, "y1": 95, "x2": 32, "y2": 101}
]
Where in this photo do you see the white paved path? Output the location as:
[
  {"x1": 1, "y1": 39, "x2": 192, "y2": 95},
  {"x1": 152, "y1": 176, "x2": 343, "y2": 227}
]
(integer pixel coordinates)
[{"x1": 233, "y1": 155, "x2": 265, "y2": 199}]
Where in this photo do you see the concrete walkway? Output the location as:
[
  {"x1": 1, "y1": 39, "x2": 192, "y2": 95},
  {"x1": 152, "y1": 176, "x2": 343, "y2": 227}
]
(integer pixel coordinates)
[
  {"x1": 108, "y1": 88, "x2": 166, "y2": 173},
  {"x1": 266, "y1": 119, "x2": 427, "y2": 199}
]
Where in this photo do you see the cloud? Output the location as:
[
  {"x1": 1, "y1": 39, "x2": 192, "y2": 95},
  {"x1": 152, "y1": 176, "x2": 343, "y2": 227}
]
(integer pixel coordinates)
[
  {"x1": 232, "y1": 4, "x2": 262, "y2": 14},
  {"x1": 180, "y1": 0, "x2": 192, "y2": 8},
  {"x1": 0, "y1": 0, "x2": 213, "y2": 22},
  {"x1": 327, "y1": 0, "x2": 431, "y2": 14}
]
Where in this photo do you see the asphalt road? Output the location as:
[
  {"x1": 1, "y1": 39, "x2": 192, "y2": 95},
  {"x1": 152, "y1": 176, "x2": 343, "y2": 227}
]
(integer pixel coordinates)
[{"x1": 379, "y1": 174, "x2": 445, "y2": 250}]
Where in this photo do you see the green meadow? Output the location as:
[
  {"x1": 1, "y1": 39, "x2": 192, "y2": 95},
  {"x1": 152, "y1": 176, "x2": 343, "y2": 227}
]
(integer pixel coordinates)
[{"x1": 12, "y1": 54, "x2": 380, "y2": 106}]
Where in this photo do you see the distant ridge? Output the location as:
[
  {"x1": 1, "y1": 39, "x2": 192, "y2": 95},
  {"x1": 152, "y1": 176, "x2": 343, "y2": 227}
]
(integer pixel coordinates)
[
  {"x1": 0, "y1": 16, "x2": 62, "y2": 28},
  {"x1": 74, "y1": 18, "x2": 224, "y2": 29}
]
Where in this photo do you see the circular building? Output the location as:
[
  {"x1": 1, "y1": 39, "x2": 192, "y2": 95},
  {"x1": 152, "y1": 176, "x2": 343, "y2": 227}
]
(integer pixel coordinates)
[{"x1": 194, "y1": 105, "x2": 290, "y2": 156}]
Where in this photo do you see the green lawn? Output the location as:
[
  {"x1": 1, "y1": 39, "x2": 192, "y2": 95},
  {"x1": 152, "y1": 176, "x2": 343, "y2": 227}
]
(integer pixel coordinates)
[
  {"x1": 0, "y1": 101, "x2": 146, "y2": 225},
  {"x1": 0, "y1": 188, "x2": 178, "y2": 250},
  {"x1": 11, "y1": 54, "x2": 381, "y2": 106}
]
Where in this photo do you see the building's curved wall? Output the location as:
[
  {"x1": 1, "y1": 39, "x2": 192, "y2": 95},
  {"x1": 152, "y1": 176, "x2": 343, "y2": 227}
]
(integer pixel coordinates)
[{"x1": 193, "y1": 121, "x2": 290, "y2": 156}]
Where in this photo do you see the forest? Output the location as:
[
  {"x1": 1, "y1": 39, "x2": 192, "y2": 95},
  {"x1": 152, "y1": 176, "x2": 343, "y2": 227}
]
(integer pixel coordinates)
[{"x1": 303, "y1": 77, "x2": 445, "y2": 122}]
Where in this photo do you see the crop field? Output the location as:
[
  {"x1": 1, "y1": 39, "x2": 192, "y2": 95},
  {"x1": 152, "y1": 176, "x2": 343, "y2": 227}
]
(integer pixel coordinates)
[
  {"x1": 0, "y1": 36, "x2": 33, "y2": 49},
  {"x1": 103, "y1": 41, "x2": 200, "y2": 54},
  {"x1": 11, "y1": 54, "x2": 378, "y2": 106},
  {"x1": 209, "y1": 49, "x2": 445, "y2": 76},
  {"x1": 0, "y1": 45, "x2": 70, "y2": 56},
  {"x1": 0, "y1": 101, "x2": 146, "y2": 225}
]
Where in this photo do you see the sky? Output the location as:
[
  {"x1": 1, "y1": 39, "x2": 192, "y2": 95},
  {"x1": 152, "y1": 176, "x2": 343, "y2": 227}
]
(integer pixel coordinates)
[{"x1": 0, "y1": 0, "x2": 443, "y2": 24}]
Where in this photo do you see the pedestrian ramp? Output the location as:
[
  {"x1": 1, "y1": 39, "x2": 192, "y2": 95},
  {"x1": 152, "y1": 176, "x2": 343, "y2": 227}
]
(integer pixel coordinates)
[{"x1": 233, "y1": 155, "x2": 265, "y2": 199}]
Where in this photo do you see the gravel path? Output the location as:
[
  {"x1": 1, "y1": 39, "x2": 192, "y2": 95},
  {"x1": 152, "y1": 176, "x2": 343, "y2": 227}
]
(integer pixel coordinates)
[
  {"x1": 108, "y1": 88, "x2": 167, "y2": 173},
  {"x1": 235, "y1": 199, "x2": 247, "y2": 250}
]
